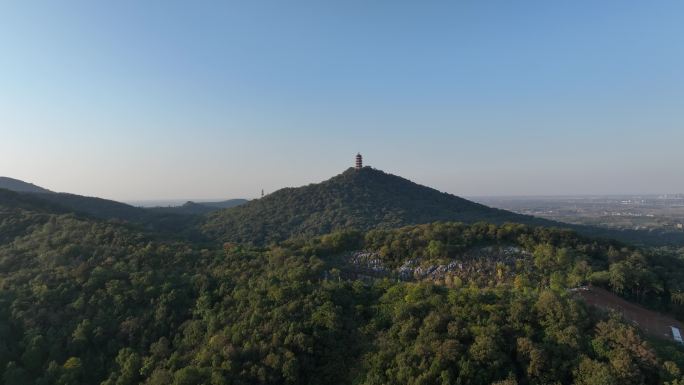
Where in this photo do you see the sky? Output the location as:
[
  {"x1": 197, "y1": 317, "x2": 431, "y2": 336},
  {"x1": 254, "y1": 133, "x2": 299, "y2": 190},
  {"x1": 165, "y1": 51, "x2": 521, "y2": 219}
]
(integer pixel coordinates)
[{"x1": 1, "y1": 1, "x2": 683, "y2": 201}]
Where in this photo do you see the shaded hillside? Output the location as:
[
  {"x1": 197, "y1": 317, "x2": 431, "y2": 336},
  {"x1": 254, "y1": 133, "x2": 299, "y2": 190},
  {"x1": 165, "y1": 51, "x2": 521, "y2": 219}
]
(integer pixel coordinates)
[
  {"x1": 0, "y1": 188, "x2": 205, "y2": 241},
  {"x1": 0, "y1": 177, "x2": 183, "y2": 223},
  {"x1": 0, "y1": 188, "x2": 71, "y2": 244},
  {"x1": 0, "y1": 188, "x2": 66, "y2": 214},
  {"x1": 0, "y1": 176, "x2": 52, "y2": 193},
  {"x1": 31, "y1": 192, "x2": 150, "y2": 222},
  {"x1": 202, "y1": 167, "x2": 551, "y2": 244},
  {"x1": 28, "y1": 192, "x2": 208, "y2": 238},
  {"x1": 0, "y1": 177, "x2": 154, "y2": 222}
]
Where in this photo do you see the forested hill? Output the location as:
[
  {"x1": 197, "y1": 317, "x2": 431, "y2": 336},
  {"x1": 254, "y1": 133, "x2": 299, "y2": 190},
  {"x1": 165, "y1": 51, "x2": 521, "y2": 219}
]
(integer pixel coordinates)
[
  {"x1": 29, "y1": 192, "x2": 151, "y2": 222},
  {"x1": 201, "y1": 167, "x2": 550, "y2": 244},
  {"x1": 0, "y1": 176, "x2": 52, "y2": 193},
  {"x1": 0, "y1": 177, "x2": 150, "y2": 222},
  {"x1": 0, "y1": 177, "x2": 215, "y2": 237},
  {"x1": 0, "y1": 188, "x2": 66, "y2": 214},
  {"x1": 2, "y1": 192, "x2": 684, "y2": 384},
  {"x1": 202, "y1": 168, "x2": 684, "y2": 246}
]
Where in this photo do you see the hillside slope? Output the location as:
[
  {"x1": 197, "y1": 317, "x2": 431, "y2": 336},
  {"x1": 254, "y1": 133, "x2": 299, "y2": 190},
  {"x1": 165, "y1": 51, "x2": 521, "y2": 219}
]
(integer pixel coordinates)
[
  {"x1": 0, "y1": 177, "x2": 151, "y2": 221},
  {"x1": 202, "y1": 167, "x2": 550, "y2": 244},
  {"x1": 0, "y1": 188, "x2": 71, "y2": 243},
  {"x1": 0, "y1": 176, "x2": 52, "y2": 193},
  {"x1": 30, "y1": 191, "x2": 150, "y2": 222},
  {"x1": 0, "y1": 187, "x2": 207, "y2": 241}
]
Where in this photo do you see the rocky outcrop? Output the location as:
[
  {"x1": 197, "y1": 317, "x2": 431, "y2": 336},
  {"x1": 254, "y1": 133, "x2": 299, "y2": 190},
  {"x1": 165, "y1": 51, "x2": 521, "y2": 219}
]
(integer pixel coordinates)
[{"x1": 344, "y1": 246, "x2": 532, "y2": 282}]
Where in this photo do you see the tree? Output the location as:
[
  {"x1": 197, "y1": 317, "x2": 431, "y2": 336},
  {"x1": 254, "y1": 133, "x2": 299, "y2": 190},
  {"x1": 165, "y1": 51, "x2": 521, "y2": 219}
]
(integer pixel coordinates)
[
  {"x1": 609, "y1": 263, "x2": 628, "y2": 294},
  {"x1": 427, "y1": 240, "x2": 447, "y2": 258},
  {"x1": 574, "y1": 357, "x2": 617, "y2": 385}
]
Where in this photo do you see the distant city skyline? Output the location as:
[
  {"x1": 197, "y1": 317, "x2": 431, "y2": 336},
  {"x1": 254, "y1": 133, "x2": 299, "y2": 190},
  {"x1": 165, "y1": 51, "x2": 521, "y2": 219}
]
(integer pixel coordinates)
[{"x1": 2, "y1": 1, "x2": 683, "y2": 201}]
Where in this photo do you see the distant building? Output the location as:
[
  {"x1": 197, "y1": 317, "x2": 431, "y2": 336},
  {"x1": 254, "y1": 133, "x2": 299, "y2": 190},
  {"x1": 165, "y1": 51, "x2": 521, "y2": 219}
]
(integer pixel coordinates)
[
  {"x1": 355, "y1": 153, "x2": 363, "y2": 170},
  {"x1": 672, "y1": 326, "x2": 683, "y2": 344},
  {"x1": 677, "y1": 223, "x2": 683, "y2": 230}
]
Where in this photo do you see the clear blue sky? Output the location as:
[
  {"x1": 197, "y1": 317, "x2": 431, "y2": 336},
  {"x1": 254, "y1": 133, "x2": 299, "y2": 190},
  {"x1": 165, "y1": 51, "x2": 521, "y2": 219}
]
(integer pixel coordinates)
[{"x1": 1, "y1": 1, "x2": 683, "y2": 201}]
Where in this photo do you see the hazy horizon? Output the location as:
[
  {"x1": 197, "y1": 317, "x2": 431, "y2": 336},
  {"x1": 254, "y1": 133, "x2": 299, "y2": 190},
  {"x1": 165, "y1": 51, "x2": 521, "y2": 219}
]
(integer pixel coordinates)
[
  {"x1": 3, "y1": 1, "x2": 683, "y2": 201},
  {"x1": 4, "y1": 170, "x2": 683, "y2": 206}
]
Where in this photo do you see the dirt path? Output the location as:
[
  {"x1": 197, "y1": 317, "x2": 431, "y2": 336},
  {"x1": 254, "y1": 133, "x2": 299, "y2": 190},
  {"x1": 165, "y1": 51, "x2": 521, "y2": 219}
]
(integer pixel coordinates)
[{"x1": 576, "y1": 287, "x2": 683, "y2": 342}]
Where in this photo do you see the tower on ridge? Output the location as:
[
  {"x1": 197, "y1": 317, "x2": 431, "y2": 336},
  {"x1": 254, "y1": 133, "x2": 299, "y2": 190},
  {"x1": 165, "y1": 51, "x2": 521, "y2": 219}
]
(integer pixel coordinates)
[{"x1": 355, "y1": 153, "x2": 363, "y2": 170}]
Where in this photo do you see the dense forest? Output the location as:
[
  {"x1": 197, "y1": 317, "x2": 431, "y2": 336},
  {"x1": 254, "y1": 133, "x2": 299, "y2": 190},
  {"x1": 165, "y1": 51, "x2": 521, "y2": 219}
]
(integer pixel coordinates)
[{"x1": 2, "y1": 189, "x2": 684, "y2": 384}]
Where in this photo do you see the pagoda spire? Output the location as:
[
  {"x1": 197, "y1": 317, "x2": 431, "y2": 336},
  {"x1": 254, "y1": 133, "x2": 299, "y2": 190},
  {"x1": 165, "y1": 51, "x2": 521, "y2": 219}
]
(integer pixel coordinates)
[{"x1": 355, "y1": 153, "x2": 363, "y2": 170}]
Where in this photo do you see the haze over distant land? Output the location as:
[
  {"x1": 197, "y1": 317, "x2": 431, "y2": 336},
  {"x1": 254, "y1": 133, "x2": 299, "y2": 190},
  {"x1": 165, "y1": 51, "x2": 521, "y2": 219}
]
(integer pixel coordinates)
[{"x1": 2, "y1": 1, "x2": 684, "y2": 200}]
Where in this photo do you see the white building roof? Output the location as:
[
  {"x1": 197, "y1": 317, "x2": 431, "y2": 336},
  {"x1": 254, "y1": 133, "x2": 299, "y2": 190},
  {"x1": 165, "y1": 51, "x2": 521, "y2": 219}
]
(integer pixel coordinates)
[{"x1": 671, "y1": 326, "x2": 683, "y2": 343}]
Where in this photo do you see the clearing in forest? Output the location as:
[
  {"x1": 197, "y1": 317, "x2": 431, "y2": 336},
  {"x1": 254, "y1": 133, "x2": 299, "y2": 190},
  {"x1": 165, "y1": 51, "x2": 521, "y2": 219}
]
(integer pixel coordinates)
[{"x1": 576, "y1": 286, "x2": 683, "y2": 343}]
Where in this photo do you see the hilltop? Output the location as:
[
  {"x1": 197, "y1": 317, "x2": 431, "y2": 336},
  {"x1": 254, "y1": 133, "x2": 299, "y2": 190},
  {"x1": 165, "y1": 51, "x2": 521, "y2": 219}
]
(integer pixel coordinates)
[{"x1": 202, "y1": 167, "x2": 551, "y2": 244}]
